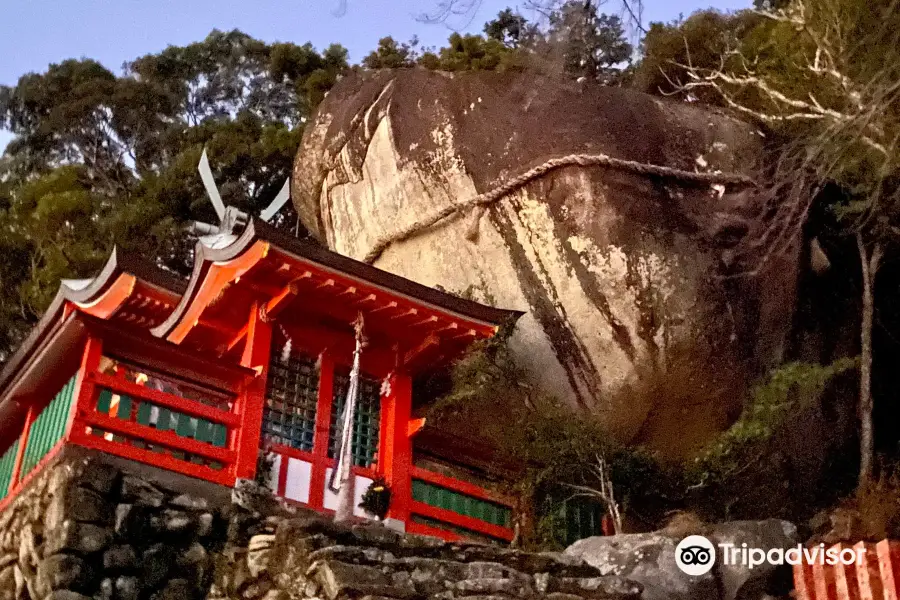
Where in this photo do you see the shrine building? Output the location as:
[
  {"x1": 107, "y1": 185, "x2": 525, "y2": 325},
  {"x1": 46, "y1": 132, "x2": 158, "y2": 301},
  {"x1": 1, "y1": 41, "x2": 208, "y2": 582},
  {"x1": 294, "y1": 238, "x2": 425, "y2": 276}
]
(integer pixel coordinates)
[{"x1": 0, "y1": 220, "x2": 523, "y2": 543}]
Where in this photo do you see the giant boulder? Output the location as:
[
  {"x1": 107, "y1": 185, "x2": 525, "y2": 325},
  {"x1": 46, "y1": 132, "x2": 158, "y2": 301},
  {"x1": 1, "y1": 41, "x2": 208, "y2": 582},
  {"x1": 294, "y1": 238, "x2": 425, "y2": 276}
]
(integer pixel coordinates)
[
  {"x1": 564, "y1": 519, "x2": 798, "y2": 600},
  {"x1": 292, "y1": 69, "x2": 801, "y2": 457}
]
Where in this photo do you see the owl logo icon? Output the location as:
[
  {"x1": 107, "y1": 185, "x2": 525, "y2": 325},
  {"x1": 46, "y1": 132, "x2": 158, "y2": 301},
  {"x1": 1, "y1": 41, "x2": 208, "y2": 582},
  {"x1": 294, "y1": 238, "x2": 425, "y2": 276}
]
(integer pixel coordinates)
[{"x1": 676, "y1": 535, "x2": 716, "y2": 576}]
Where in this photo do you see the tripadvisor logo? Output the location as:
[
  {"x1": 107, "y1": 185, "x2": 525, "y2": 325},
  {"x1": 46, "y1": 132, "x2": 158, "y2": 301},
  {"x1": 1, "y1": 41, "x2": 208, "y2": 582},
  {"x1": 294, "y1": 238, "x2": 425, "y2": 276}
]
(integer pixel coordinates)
[
  {"x1": 676, "y1": 535, "x2": 716, "y2": 576},
  {"x1": 676, "y1": 535, "x2": 867, "y2": 576}
]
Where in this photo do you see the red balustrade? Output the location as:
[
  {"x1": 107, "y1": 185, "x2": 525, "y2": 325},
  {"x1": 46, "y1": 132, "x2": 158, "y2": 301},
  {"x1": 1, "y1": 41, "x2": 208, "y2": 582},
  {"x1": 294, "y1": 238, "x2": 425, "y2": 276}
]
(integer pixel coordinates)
[
  {"x1": 68, "y1": 370, "x2": 243, "y2": 487},
  {"x1": 795, "y1": 541, "x2": 900, "y2": 600},
  {"x1": 405, "y1": 466, "x2": 516, "y2": 543}
]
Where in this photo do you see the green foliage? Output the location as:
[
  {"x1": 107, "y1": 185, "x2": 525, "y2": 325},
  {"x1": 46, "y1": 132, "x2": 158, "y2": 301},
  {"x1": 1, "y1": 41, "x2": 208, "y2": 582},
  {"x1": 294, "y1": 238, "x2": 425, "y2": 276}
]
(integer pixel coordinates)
[
  {"x1": 687, "y1": 358, "x2": 858, "y2": 519},
  {"x1": 0, "y1": 29, "x2": 347, "y2": 362},
  {"x1": 412, "y1": 3, "x2": 632, "y2": 81},
  {"x1": 421, "y1": 33, "x2": 517, "y2": 73},
  {"x1": 545, "y1": 1, "x2": 632, "y2": 82},
  {"x1": 701, "y1": 359, "x2": 857, "y2": 467},
  {"x1": 363, "y1": 37, "x2": 419, "y2": 69},
  {"x1": 634, "y1": 10, "x2": 764, "y2": 101},
  {"x1": 484, "y1": 9, "x2": 529, "y2": 48},
  {"x1": 434, "y1": 317, "x2": 859, "y2": 540}
]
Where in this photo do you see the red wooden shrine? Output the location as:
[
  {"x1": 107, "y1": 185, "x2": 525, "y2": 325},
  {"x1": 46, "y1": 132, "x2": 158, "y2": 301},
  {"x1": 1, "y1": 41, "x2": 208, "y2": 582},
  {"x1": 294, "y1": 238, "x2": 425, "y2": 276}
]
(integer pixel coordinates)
[{"x1": 0, "y1": 220, "x2": 521, "y2": 543}]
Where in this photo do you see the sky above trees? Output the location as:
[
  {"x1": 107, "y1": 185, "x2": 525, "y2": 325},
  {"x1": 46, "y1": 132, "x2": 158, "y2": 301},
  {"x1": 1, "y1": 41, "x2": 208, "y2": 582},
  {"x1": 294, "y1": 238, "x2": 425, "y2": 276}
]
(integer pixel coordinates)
[{"x1": 0, "y1": 0, "x2": 748, "y2": 151}]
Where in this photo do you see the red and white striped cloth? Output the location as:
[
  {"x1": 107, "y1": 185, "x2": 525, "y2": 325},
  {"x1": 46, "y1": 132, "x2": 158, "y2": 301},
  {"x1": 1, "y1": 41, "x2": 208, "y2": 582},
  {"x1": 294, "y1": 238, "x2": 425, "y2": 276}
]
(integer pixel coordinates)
[{"x1": 795, "y1": 541, "x2": 900, "y2": 600}]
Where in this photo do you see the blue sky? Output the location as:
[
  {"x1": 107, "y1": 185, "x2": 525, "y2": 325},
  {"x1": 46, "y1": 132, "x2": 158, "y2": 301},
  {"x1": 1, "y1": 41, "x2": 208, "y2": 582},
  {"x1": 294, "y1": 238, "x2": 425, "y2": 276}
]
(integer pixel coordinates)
[{"x1": 0, "y1": 0, "x2": 750, "y2": 151}]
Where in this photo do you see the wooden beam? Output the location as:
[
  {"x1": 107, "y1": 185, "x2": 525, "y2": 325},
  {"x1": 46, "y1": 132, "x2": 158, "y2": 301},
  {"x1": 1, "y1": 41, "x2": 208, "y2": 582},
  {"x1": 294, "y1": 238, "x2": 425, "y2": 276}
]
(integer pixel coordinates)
[
  {"x1": 307, "y1": 351, "x2": 335, "y2": 510},
  {"x1": 240, "y1": 280, "x2": 286, "y2": 297},
  {"x1": 264, "y1": 279, "x2": 302, "y2": 321},
  {"x1": 390, "y1": 308, "x2": 418, "y2": 321},
  {"x1": 225, "y1": 272, "x2": 312, "y2": 355},
  {"x1": 197, "y1": 316, "x2": 238, "y2": 335},
  {"x1": 88, "y1": 372, "x2": 240, "y2": 426},
  {"x1": 370, "y1": 301, "x2": 397, "y2": 314},
  {"x1": 353, "y1": 294, "x2": 378, "y2": 307},
  {"x1": 83, "y1": 315, "x2": 255, "y2": 392},
  {"x1": 403, "y1": 335, "x2": 440, "y2": 369},
  {"x1": 452, "y1": 329, "x2": 478, "y2": 340},
  {"x1": 226, "y1": 324, "x2": 250, "y2": 354},
  {"x1": 408, "y1": 418, "x2": 427, "y2": 437},
  {"x1": 279, "y1": 320, "x2": 396, "y2": 376},
  {"x1": 410, "y1": 315, "x2": 439, "y2": 328}
]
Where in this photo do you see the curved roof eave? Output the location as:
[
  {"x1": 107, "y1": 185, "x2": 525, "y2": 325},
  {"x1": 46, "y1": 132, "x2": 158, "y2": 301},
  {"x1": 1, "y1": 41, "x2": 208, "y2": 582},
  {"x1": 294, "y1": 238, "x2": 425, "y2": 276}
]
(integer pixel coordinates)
[
  {"x1": 153, "y1": 219, "x2": 524, "y2": 343},
  {"x1": 150, "y1": 223, "x2": 259, "y2": 339},
  {"x1": 0, "y1": 248, "x2": 186, "y2": 394}
]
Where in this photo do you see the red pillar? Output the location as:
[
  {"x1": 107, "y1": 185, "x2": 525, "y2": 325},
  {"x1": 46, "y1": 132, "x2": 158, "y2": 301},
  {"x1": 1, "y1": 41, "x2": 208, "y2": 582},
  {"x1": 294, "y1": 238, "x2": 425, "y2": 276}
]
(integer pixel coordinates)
[
  {"x1": 8, "y1": 404, "x2": 36, "y2": 493},
  {"x1": 65, "y1": 334, "x2": 104, "y2": 442},
  {"x1": 234, "y1": 303, "x2": 273, "y2": 481},
  {"x1": 308, "y1": 352, "x2": 335, "y2": 510},
  {"x1": 380, "y1": 371, "x2": 413, "y2": 524}
]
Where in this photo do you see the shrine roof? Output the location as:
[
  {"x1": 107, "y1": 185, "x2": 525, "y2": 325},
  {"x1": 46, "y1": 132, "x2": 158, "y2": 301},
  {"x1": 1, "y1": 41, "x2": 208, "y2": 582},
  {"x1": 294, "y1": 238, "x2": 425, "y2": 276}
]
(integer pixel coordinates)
[
  {"x1": 153, "y1": 220, "x2": 518, "y2": 339},
  {"x1": 151, "y1": 220, "x2": 522, "y2": 365},
  {"x1": 2, "y1": 219, "x2": 522, "y2": 391},
  {"x1": 0, "y1": 249, "x2": 183, "y2": 398}
]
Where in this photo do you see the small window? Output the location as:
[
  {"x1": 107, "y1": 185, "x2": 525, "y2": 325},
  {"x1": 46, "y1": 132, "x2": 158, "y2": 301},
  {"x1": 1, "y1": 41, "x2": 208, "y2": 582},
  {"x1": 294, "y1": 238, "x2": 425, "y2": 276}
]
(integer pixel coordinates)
[
  {"x1": 328, "y1": 369, "x2": 380, "y2": 468},
  {"x1": 263, "y1": 332, "x2": 319, "y2": 452}
]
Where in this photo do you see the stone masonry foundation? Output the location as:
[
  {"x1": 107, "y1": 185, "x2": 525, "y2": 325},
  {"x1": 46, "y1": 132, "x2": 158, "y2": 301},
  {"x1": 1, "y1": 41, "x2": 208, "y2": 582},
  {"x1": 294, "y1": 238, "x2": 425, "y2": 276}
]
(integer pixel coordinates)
[{"x1": 0, "y1": 450, "x2": 641, "y2": 600}]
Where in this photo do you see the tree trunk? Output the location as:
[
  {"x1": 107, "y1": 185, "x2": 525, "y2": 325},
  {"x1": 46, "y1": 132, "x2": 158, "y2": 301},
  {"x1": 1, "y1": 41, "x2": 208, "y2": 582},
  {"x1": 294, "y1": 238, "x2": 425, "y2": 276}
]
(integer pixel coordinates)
[{"x1": 857, "y1": 233, "x2": 883, "y2": 490}]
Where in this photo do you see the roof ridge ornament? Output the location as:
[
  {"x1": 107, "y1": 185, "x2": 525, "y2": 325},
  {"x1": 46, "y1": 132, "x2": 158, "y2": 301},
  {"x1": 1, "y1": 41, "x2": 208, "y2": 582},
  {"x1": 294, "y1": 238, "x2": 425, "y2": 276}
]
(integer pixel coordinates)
[{"x1": 189, "y1": 148, "x2": 291, "y2": 249}]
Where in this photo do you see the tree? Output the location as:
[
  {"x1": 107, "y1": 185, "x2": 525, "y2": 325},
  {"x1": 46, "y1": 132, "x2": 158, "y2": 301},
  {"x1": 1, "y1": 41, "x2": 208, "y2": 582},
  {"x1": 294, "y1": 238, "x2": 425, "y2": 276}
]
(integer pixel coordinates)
[
  {"x1": 417, "y1": 3, "x2": 631, "y2": 82},
  {"x1": 634, "y1": 10, "x2": 762, "y2": 101},
  {"x1": 484, "y1": 8, "x2": 529, "y2": 48},
  {"x1": 669, "y1": 0, "x2": 900, "y2": 488},
  {"x1": 362, "y1": 37, "x2": 419, "y2": 69},
  {"x1": 0, "y1": 30, "x2": 347, "y2": 362},
  {"x1": 544, "y1": 1, "x2": 632, "y2": 82},
  {"x1": 418, "y1": 0, "x2": 646, "y2": 39},
  {"x1": 421, "y1": 33, "x2": 514, "y2": 72}
]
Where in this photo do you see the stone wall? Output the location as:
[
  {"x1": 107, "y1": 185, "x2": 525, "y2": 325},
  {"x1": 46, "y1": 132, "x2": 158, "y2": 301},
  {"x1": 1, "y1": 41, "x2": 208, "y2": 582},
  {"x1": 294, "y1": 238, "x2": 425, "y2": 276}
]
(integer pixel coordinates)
[
  {"x1": 0, "y1": 450, "x2": 641, "y2": 600},
  {"x1": 0, "y1": 448, "x2": 229, "y2": 600},
  {"x1": 215, "y1": 487, "x2": 643, "y2": 600}
]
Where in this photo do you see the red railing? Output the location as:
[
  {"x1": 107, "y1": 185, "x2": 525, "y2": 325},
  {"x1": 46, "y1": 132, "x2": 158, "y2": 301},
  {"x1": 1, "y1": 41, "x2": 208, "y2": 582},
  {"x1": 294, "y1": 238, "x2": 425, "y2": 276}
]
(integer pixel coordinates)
[
  {"x1": 795, "y1": 541, "x2": 900, "y2": 600},
  {"x1": 68, "y1": 369, "x2": 244, "y2": 487},
  {"x1": 406, "y1": 466, "x2": 516, "y2": 543}
]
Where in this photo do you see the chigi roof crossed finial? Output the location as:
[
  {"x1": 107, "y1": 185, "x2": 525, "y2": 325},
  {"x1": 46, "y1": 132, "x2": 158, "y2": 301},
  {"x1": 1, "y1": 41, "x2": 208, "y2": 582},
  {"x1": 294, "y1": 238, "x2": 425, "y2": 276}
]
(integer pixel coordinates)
[{"x1": 189, "y1": 148, "x2": 292, "y2": 249}]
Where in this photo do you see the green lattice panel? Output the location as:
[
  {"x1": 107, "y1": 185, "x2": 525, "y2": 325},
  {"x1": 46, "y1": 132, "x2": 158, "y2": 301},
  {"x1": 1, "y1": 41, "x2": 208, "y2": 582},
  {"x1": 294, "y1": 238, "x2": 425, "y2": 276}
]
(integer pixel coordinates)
[
  {"x1": 21, "y1": 376, "x2": 76, "y2": 477},
  {"x1": 541, "y1": 494, "x2": 604, "y2": 546},
  {"x1": 95, "y1": 383, "x2": 229, "y2": 469},
  {"x1": 264, "y1": 347, "x2": 319, "y2": 452},
  {"x1": 411, "y1": 515, "x2": 507, "y2": 545},
  {"x1": 328, "y1": 370, "x2": 380, "y2": 467},
  {"x1": 411, "y1": 479, "x2": 511, "y2": 528},
  {"x1": 0, "y1": 439, "x2": 19, "y2": 500}
]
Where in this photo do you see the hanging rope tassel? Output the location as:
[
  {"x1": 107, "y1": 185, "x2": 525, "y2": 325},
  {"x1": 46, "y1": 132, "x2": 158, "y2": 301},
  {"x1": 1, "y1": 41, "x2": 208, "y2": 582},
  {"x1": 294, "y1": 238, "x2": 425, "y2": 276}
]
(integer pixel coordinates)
[
  {"x1": 278, "y1": 325, "x2": 293, "y2": 364},
  {"x1": 464, "y1": 206, "x2": 488, "y2": 242},
  {"x1": 330, "y1": 313, "x2": 367, "y2": 523}
]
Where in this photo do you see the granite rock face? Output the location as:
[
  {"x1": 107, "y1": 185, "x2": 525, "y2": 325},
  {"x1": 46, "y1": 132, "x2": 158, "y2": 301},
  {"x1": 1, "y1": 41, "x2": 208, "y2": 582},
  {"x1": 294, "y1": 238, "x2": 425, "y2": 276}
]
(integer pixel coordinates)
[
  {"x1": 564, "y1": 519, "x2": 798, "y2": 600},
  {"x1": 292, "y1": 69, "x2": 801, "y2": 457},
  {"x1": 212, "y1": 512, "x2": 645, "y2": 600}
]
